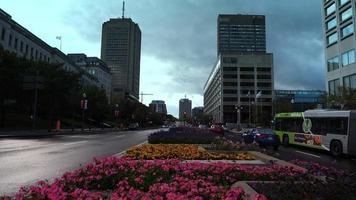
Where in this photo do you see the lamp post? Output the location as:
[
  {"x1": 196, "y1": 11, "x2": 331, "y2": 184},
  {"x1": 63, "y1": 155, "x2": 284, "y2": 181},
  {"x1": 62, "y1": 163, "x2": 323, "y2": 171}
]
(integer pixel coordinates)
[
  {"x1": 81, "y1": 93, "x2": 87, "y2": 131},
  {"x1": 235, "y1": 105, "x2": 243, "y2": 129},
  {"x1": 114, "y1": 104, "x2": 119, "y2": 129}
]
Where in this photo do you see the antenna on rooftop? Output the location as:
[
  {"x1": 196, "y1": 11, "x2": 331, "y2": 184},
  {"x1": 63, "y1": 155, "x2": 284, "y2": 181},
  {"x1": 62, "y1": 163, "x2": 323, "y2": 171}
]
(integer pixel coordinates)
[{"x1": 122, "y1": 1, "x2": 125, "y2": 19}]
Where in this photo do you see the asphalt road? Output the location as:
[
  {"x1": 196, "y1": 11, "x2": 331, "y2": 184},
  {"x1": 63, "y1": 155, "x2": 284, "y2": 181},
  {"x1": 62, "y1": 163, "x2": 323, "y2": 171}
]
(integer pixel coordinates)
[
  {"x1": 0, "y1": 129, "x2": 160, "y2": 196},
  {"x1": 264, "y1": 144, "x2": 356, "y2": 172}
]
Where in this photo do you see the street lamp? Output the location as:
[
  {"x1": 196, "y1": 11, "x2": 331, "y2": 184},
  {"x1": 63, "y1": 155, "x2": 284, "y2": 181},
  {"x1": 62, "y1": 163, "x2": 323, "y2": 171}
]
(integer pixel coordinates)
[
  {"x1": 81, "y1": 93, "x2": 87, "y2": 131},
  {"x1": 235, "y1": 105, "x2": 243, "y2": 129},
  {"x1": 114, "y1": 104, "x2": 119, "y2": 129}
]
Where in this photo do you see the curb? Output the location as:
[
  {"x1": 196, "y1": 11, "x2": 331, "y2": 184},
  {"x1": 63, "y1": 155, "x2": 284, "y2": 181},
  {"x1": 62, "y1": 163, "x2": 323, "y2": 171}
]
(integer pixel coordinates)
[{"x1": 248, "y1": 151, "x2": 308, "y2": 173}]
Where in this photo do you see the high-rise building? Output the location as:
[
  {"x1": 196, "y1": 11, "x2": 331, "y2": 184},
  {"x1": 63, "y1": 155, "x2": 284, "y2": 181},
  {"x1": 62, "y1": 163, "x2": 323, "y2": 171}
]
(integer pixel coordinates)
[
  {"x1": 217, "y1": 14, "x2": 266, "y2": 55},
  {"x1": 149, "y1": 100, "x2": 167, "y2": 114},
  {"x1": 101, "y1": 17, "x2": 141, "y2": 100},
  {"x1": 322, "y1": 0, "x2": 356, "y2": 95},
  {"x1": 179, "y1": 98, "x2": 192, "y2": 119},
  {"x1": 204, "y1": 14, "x2": 273, "y2": 125}
]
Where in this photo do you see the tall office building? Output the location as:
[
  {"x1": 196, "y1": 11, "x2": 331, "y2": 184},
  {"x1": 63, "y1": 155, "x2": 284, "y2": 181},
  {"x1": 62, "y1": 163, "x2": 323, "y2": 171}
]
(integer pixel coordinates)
[
  {"x1": 179, "y1": 98, "x2": 192, "y2": 119},
  {"x1": 101, "y1": 17, "x2": 141, "y2": 100},
  {"x1": 217, "y1": 14, "x2": 266, "y2": 55},
  {"x1": 149, "y1": 100, "x2": 167, "y2": 114},
  {"x1": 204, "y1": 14, "x2": 273, "y2": 125},
  {"x1": 323, "y1": 0, "x2": 356, "y2": 95}
]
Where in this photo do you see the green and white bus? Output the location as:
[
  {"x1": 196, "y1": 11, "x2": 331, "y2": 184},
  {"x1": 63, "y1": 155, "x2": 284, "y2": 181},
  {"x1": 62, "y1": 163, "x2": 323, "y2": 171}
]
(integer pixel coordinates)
[{"x1": 273, "y1": 110, "x2": 356, "y2": 156}]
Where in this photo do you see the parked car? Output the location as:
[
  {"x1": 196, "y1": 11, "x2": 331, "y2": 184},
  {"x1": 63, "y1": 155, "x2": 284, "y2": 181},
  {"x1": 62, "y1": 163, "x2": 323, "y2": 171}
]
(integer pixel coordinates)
[
  {"x1": 243, "y1": 128, "x2": 280, "y2": 150},
  {"x1": 128, "y1": 123, "x2": 139, "y2": 130},
  {"x1": 210, "y1": 125, "x2": 224, "y2": 135},
  {"x1": 198, "y1": 124, "x2": 208, "y2": 129}
]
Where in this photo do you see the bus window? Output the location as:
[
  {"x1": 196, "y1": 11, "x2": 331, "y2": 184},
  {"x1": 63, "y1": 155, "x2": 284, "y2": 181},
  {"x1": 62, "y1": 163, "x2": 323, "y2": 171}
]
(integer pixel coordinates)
[{"x1": 327, "y1": 118, "x2": 348, "y2": 135}]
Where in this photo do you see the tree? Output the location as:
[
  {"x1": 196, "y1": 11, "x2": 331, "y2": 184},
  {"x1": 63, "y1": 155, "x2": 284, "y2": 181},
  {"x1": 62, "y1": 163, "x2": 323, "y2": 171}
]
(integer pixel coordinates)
[{"x1": 328, "y1": 87, "x2": 356, "y2": 109}]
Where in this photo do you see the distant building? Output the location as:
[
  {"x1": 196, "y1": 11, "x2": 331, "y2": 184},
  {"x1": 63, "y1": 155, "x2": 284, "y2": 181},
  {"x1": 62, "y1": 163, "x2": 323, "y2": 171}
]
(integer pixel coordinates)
[
  {"x1": 192, "y1": 107, "x2": 204, "y2": 118},
  {"x1": 204, "y1": 14, "x2": 273, "y2": 125},
  {"x1": 179, "y1": 98, "x2": 192, "y2": 119},
  {"x1": 217, "y1": 14, "x2": 266, "y2": 55},
  {"x1": 101, "y1": 17, "x2": 141, "y2": 100},
  {"x1": 149, "y1": 100, "x2": 167, "y2": 114},
  {"x1": 0, "y1": 8, "x2": 96, "y2": 86},
  {"x1": 273, "y1": 90, "x2": 326, "y2": 114},
  {"x1": 322, "y1": 0, "x2": 356, "y2": 95},
  {"x1": 68, "y1": 54, "x2": 112, "y2": 101}
]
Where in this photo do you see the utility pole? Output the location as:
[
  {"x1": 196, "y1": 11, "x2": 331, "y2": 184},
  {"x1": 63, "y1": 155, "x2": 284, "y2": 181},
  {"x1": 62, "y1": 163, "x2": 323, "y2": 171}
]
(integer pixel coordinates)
[{"x1": 140, "y1": 92, "x2": 153, "y2": 103}]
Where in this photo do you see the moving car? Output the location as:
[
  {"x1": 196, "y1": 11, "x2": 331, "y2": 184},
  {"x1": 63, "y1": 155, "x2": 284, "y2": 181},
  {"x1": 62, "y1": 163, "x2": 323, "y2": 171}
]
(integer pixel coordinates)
[
  {"x1": 210, "y1": 125, "x2": 224, "y2": 135},
  {"x1": 243, "y1": 128, "x2": 280, "y2": 150},
  {"x1": 128, "y1": 123, "x2": 139, "y2": 130}
]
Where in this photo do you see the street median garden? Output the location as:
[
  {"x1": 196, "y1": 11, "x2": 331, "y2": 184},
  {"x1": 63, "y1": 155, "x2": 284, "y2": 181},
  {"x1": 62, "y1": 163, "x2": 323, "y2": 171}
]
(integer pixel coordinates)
[{"x1": 1, "y1": 127, "x2": 355, "y2": 200}]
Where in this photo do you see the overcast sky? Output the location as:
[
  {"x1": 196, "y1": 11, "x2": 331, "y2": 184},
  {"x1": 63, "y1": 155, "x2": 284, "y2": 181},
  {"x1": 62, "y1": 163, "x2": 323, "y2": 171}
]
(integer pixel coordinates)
[{"x1": 1, "y1": 0, "x2": 325, "y2": 117}]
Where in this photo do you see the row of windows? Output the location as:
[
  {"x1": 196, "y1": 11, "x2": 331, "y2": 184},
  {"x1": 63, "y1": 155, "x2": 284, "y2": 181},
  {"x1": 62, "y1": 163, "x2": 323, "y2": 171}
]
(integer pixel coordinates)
[
  {"x1": 327, "y1": 23, "x2": 354, "y2": 45},
  {"x1": 325, "y1": 0, "x2": 350, "y2": 17},
  {"x1": 275, "y1": 117, "x2": 348, "y2": 135},
  {"x1": 327, "y1": 49, "x2": 355, "y2": 71},
  {"x1": 1, "y1": 26, "x2": 51, "y2": 62}
]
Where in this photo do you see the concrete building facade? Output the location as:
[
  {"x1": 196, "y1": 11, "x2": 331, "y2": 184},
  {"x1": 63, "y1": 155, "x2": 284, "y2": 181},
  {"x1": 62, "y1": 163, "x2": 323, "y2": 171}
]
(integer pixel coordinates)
[
  {"x1": 217, "y1": 14, "x2": 266, "y2": 55},
  {"x1": 101, "y1": 18, "x2": 141, "y2": 100},
  {"x1": 179, "y1": 98, "x2": 192, "y2": 119},
  {"x1": 192, "y1": 107, "x2": 204, "y2": 119},
  {"x1": 68, "y1": 54, "x2": 112, "y2": 101},
  {"x1": 149, "y1": 100, "x2": 167, "y2": 114},
  {"x1": 323, "y1": 0, "x2": 356, "y2": 95},
  {"x1": 0, "y1": 9, "x2": 97, "y2": 87},
  {"x1": 204, "y1": 14, "x2": 273, "y2": 125},
  {"x1": 204, "y1": 54, "x2": 273, "y2": 124}
]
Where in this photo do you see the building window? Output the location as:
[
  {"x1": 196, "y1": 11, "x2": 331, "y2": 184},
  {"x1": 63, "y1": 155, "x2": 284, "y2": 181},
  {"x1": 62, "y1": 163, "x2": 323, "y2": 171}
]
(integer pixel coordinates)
[
  {"x1": 327, "y1": 56, "x2": 339, "y2": 71},
  {"x1": 326, "y1": 3, "x2": 336, "y2": 16},
  {"x1": 326, "y1": 18, "x2": 337, "y2": 30},
  {"x1": 329, "y1": 79, "x2": 340, "y2": 95},
  {"x1": 8, "y1": 34, "x2": 12, "y2": 47},
  {"x1": 342, "y1": 49, "x2": 355, "y2": 66},
  {"x1": 343, "y1": 74, "x2": 356, "y2": 89},
  {"x1": 339, "y1": 0, "x2": 350, "y2": 6},
  {"x1": 341, "y1": 23, "x2": 353, "y2": 37},
  {"x1": 20, "y1": 41, "x2": 23, "y2": 52},
  {"x1": 25, "y1": 44, "x2": 28, "y2": 55},
  {"x1": 340, "y1": 7, "x2": 352, "y2": 21},
  {"x1": 327, "y1": 32, "x2": 338, "y2": 45},
  {"x1": 14, "y1": 38, "x2": 18, "y2": 49},
  {"x1": 1, "y1": 27, "x2": 5, "y2": 41}
]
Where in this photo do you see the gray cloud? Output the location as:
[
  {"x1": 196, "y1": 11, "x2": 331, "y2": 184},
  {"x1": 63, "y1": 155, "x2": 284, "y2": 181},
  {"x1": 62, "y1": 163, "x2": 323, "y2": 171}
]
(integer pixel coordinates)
[{"x1": 65, "y1": 0, "x2": 326, "y2": 95}]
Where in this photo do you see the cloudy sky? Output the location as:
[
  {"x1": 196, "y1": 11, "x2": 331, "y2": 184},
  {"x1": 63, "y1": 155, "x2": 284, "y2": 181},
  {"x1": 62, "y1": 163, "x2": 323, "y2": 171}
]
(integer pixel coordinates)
[{"x1": 1, "y1": 0, "x2": 325, "y2": 117}]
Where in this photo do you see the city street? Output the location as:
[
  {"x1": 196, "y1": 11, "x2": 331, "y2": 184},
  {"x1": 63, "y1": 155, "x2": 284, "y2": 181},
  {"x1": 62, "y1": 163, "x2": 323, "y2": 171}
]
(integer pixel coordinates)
[
  {"x1": 266, "y1": 144, "x2": 356, "y2": 172},
  {"x1": 0, "y1": 129, "x2": 160, "y2": 196}
]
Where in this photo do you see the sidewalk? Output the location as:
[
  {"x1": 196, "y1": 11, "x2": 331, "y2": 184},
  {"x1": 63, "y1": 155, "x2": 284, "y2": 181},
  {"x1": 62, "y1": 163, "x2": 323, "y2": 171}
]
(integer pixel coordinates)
[
  {"x1": 0, "y1": 127, "x2": 161, "y2": 138},
  {"x1": 0, "y1": 128, "x2": 118, "y2": 138}
]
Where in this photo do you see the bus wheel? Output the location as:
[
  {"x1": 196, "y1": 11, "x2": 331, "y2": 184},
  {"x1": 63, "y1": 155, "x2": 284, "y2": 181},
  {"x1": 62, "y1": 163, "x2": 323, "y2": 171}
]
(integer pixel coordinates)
[
  {"x1": 282, "y1": 135, "x2": 289, "y2": 146},
  {"x1": 330, "y1": 140, "x2": 342, "y2": 156}
]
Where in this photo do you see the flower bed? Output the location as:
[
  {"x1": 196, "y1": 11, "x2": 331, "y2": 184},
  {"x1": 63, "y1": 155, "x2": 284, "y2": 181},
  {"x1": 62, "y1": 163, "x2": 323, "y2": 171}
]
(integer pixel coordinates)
[
  {"x1": 125, "y1": 144, "x2": 254, "y2": 160},
  {"x1": 250, "y1": 160, "x2": 356, "y2": 200},
  {"x1": 148, "y1": 127, "x2": 219, "y2": 144},
  {"x1": 2, "y1": 157, "x2": 306, "y2": 200}
]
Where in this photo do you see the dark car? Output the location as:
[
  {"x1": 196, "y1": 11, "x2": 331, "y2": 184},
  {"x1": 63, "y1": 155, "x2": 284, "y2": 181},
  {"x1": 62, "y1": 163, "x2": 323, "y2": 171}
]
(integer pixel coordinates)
[
  {"x1": 243, "y1": 128, "x2": 280, "y2": 150},
  {"x1": 210, "y1": 125, "x2": 224, "y2": 135}
]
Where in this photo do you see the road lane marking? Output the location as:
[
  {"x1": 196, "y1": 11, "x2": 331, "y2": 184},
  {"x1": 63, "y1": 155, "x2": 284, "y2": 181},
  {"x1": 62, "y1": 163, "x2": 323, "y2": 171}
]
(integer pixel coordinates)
[
  {"x1": 63, "y1": 141, "x2": 88, "y2": 146},
  {"x1": 115, "y1": 135, "x2": 125, "y2": 138},
  {"x1": 113, "y1": 140, "x2": 148, "y2": 157},
  {"x1": 295, "y1": 150, "x2": 321, "y2": 158}
]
